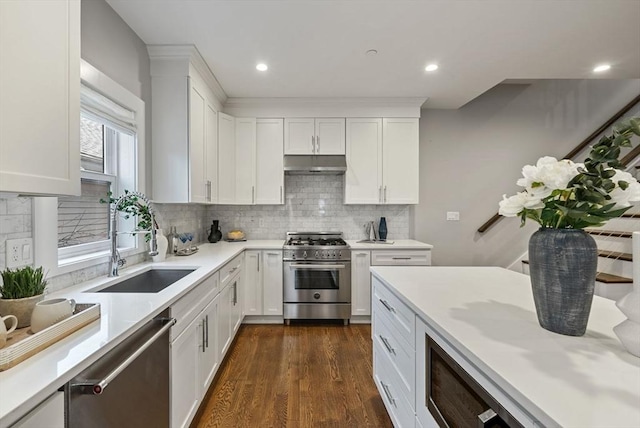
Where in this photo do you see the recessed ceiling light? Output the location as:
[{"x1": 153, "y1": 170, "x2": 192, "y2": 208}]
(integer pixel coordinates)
[
  {"x1": 593, "y1": 64, "x2": 611, "y2": 73},
  {"x1": 425, "y1": 64, "x2": 438, "y2": 72},
  {"x1": 256, "y1": 63, "x2": 268, "y2": 71},
  {"x1": 366, "y1": 49, "x2": 378, "y2": 56}
]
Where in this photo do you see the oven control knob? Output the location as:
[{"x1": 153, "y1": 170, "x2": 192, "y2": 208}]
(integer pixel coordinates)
[
  {"x1": 313, "y1": 292, "x2": 321, "y2": 300},
  {"x1": 315, "y1": 251, "x2": 319, "y2": 258},
  {"x1": 303, "y1": 251, "x2": 307, "y2": 258}
]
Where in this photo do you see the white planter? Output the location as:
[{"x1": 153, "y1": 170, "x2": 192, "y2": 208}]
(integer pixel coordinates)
[{"x1": 151, "y1": 229, "x2": 169, "y2": 263}]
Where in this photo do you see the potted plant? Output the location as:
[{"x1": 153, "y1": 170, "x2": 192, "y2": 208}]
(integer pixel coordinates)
[
  {"x1": 498, "y1": 117, "x2": 640, "y2": 336},
  {"x1": 0, "y1": 266, "x2": 48, "y2": 328}
]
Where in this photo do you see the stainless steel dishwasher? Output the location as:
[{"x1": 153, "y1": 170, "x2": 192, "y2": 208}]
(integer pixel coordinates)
[{"x1": 65, "y1": 309, "x2": 175, "y2": 428}]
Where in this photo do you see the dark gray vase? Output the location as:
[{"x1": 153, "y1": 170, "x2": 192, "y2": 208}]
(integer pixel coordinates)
[{"x1": 529, "y1": 228, "x2": 597, "y2": 336}]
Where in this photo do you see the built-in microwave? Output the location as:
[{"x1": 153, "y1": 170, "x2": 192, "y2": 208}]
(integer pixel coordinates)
[{"x1": 416, "y1": 324, "x2": 524, "y2": 428}]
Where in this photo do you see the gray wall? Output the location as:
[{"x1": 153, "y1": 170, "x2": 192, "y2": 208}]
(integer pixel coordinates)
[
  {"x1": 81, "y1": 0, "x2": 153, "y2": 193},
  {"x1": 414, "y1": 79, "x2": 640, "y2": 267}
]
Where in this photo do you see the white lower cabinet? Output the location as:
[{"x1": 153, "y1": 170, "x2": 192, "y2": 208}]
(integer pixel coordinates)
[
  {"x1": 351, "y1": 250, "x2": 372, "y2": 316},
  {"x1": 352, "y1": 249, "x2": 431, "y2": 318},
  {"x1": 244, "y1": 250, "x2": 283, "y2": 317},
  {"x1": 171, "y1": 272, "x2": 220, "y2": 428},
  {"x1": 12, "y1": 392, "x2": 64, "y2": 428},
  {"x1": 217, "y1": 281, "x2": 233, "y2": 360},
  {"x1": 373, "y1": 275, "x2": 416, "y2": 428}
]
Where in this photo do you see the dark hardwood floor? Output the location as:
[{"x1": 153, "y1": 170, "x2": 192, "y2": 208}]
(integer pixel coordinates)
[{"x1": 195, "y1": 323, "x2": 393, "y2": 428}]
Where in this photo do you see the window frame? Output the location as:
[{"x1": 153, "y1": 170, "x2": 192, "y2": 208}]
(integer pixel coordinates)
[{"x1": 33, "y1": 60, "x2": 146, "y2": 276}]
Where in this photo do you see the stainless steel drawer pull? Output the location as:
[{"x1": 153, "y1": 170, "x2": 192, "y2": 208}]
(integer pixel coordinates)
[
  {"x1": 86, "y1": 318, "x2": 176, "y2": 394},
  {"x1": 392, "y1": 257, "x2": 411, "y2": 260},
  {"x1": 379, "y1": 298, "x2": 395, "y2": 313},
  {"x1": 381, "y1": 382, "x2": 396, "y2": 407},
  {"x1": 201, "y1": 319, "x2": 206, "y2": 353},
  {"x1": 379, "y1": 335, "x2": 396, "y2": 355},
  {"x1": 205, "y1": 315, "x2": 209, "y2": 348}
]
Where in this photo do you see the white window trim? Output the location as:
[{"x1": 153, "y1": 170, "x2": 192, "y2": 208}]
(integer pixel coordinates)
[{"x1": 34, "y1": 60, "x2": 146, "y2": 277}]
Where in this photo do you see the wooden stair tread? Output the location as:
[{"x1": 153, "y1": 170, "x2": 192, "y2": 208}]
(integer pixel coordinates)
[
  {"x1": 621, "y1": 213, "x2": 640, "y2": 218},
  {"x1": 521, "y1": 260, "x2": 632, "y2": 284},
  {"x1": 596, "y1": 273, "x2": 633, "y2": 284},
  {"x1": 586, "y1": 229, "x2": 632, "y2": 238},
  {"x1": 598, "y1": 250, "x2": 633, "y2": 261}
]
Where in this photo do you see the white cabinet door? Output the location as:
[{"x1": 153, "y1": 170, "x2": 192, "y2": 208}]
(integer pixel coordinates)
[
  {"x1": 382, "y1": 118, "x2": 419, "y2": 204},
  {"x1": 243, "y1": 251, "x2": 262, "y2": 316},
  {"x1": 13, "y1": 392, "x2": 64, "y2": 428},
  {"x1": 217, "y1": 283, "x2": 232, "y2": 361},
  {"x1": 345, "y1": 118, "x2": 383, "y2": 204},
  {"x1": 351, "y1": 250, "x2": 372, "y2": 316},
  {"x1": 205, "y1": 103, "x2": 218, "y2": 203},
  {"x1": 171, "y1": 316, "x2": 200, "y2": 428},
  {"x1": 231, "y1": 272, "x2": 243, "y2": 333},
  {"x1": 315, "y1": 118, "x2": 345, "y2": 154},
  {"x1": 189, "y1": 82, "x2": 207, "y2": 203},
  {"x1": 0, "y1": 0, "x2": 80, "y2": 196},
  {"x1": 255, "y1": 119, "x2": 284, "y2": 204},
  {"x1": 262, "y1": 251, "x2": 284, "y2": 315},
  {"x1": 235, "y1": 118, "x2": 257, "y2": 204},
  {"x1": 218, "y1": 112, "x2": 236, "y2": 204},
  {"x1": 284, "y1": 118, "x2": 315, "y2": 154},
  {"x1": 199, "y1": 294, "x2": 219, "y2": 396}
]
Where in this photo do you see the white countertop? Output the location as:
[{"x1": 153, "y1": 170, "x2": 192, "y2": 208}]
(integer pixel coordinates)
[
  {"x1": 346, "y1": 239, "x2": 433, "y2": 250},
  {"x1": 370, "y1": 266, "x2": 640, "y2": 428},
  {"x1": 0, "y1": 240, "x2": 282, "y2": 427}
]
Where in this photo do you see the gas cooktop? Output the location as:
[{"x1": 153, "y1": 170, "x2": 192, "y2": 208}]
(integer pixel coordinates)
[{"x1": 283, "y1": 232, "x2": 350, "y2": 261}]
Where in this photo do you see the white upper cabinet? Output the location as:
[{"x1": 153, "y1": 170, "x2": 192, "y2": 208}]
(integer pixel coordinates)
[
  {"x1": 217, "y1": 112, "x2": 236, "y2": 204},
  {"x1": 345, "y1": 118, "x2": 383, "y2": 204},
  {"x1": 0, "y1": 0, "x2": 80, "y2": 196},
  {"x1": 345, "y1": 118, "x2": 419, "y2": 204},
  {"x1": 220, "y1": 116, "x2": 284, "y2": 205},
  {"x1": 284, "y1": 118, "x2": 345, "y2": 155},
  {"x1": 255, "y1": 119, "x2": 284, "y2": 204},
  {"x1": 382, "y1": 118, "x2": 419, "y2": 204},
  {"x1": 149, "y1": 47, "x2": 221, "y2": 203},
  {"x1": 234, "y1": 118, "x2": 257, "y2": 205}
]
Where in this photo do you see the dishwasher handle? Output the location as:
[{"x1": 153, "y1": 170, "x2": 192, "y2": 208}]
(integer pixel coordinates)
[{"x1": 76, "y1": 317, "x2": 175, "y2": 395}]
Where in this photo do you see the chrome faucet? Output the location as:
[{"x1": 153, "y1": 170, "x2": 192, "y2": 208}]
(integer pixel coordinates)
[{"x1": 108, "y1": 191, "x2": 158, "y2": 277}]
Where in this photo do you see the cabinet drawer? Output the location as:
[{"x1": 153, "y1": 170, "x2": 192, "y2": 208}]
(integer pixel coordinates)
[
  {"x1": 172, "y1": 272, "x2": 219, "y2": 338},
  {"x1": 220, "y1": 253, "x2": 243, "y2": 286},
  {"x1": 373, "y1": 276, "x2": 415, "y2": 347},
  {"x1": 374, "y1": 341, "x2": 415, "y2": 428},
  {"x1": 371, "y1": 250, "x2": 431, "y2": 266},
  {"x1": 374, "y1": 311, "x2": 415, "y2": 408}
]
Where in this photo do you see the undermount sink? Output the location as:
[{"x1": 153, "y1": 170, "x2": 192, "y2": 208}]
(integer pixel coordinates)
[{"x1": 91, "y1": 268, "x2": 196, "y2": 293}]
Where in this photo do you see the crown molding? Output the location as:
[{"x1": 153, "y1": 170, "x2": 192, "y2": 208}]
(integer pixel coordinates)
[
  {"x1": 224, "y1": 97, "x2": 426, "y2": 108},
  {"x1": 147, "y1": 44, "x2": 227, "y2": 105}
]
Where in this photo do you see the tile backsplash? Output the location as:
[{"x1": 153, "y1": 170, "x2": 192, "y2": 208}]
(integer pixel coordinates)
[
  {"x1": 206, "y1": 175, "x2": 410, "y2": 240},
  {"x1": 0, "y1": 176, "x2": 410, "y2": 291}
]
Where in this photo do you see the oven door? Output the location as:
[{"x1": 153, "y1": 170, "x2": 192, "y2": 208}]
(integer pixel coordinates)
[{"x1": 283, "y1": 261, "x2": 351, "y2": 303}]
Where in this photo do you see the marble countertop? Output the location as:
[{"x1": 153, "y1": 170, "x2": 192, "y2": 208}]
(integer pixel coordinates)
[
  {"x1": 370, "y1": 266, "x2": 640, "y2": 428},
  {"x1": 0, "y1": 240, "x2": 282, "y2": 426}
]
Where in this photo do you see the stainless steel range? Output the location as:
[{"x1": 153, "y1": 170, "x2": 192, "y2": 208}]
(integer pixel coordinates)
[{"x1": 283, "y1": 232, "x2": 351, "y2": 325}]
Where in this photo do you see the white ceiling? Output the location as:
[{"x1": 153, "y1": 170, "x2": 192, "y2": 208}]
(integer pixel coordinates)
[{"x1": 106, "y1": 0, "x2": 640, "y2": 109}]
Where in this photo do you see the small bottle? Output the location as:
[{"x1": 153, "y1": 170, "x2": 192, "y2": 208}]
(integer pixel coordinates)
[{"x1": 169, "y1": 226, "x2": 178, "y2": 254}]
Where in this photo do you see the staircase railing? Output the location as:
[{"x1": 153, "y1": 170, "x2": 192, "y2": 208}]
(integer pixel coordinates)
[{"x1": 478, "y1": 94, "x2": 640, "y2": 234}]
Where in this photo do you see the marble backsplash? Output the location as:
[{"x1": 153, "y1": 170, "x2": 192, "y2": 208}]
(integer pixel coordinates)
[{"x1": 206, "y1": 175, "x2": 410, "y2": 241}]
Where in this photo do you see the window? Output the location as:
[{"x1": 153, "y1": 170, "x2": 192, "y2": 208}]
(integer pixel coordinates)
[{"x1": 34, "y1": 60, "x2": 146, "y2": 274}]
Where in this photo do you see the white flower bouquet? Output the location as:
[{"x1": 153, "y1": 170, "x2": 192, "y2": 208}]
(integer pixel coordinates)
[{"x1": 499, "y1": 117, "x2": 640, "y2": 229}]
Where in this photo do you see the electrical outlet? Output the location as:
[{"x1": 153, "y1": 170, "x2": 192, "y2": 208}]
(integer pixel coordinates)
[
  {"x1": 446, "y1": 211, "x2": 460, "y2": 221},
  {"x1": 259, "y1": 218, "x2": 267, "y2": 228},
  {"x1": 6, "y1": 238, "x2": 33, "y2": 268}
]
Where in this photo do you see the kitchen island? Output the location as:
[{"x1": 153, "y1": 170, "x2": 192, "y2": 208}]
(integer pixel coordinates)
[{"x1": 370, "y1": 266, "x2": 640, "y2": 427}]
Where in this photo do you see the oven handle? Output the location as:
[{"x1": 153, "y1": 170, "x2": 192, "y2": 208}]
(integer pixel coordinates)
[{"x1": 289, "y1": 264, "x2": 346, "y2": 270}]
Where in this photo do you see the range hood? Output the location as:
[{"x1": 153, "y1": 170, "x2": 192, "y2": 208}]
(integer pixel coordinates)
[{"x1": 284, "y1": 155, "x2": 347, "y2": 175}]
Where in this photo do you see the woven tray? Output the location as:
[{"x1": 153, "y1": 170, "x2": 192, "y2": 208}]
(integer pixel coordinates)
[{"x1": 0, "y1": 303, "x2": 101, "y2": 371}]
